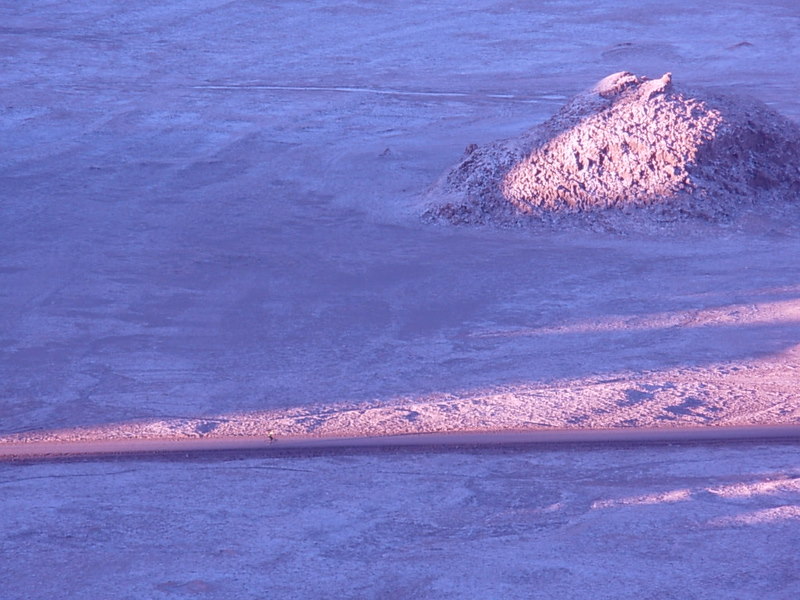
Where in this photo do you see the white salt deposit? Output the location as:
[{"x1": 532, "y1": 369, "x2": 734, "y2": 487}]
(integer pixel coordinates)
[{"x1": 424, "y1": 72, "x2": 800, "y2": 226}]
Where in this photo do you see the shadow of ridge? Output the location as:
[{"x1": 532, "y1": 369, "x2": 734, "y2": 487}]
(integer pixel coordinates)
[
  {"x1": 2, "y1": 314, "x2": 800, "y2": 437},
  {"x1": 2, "y1": 209, "x2": 799, "y2": 436}
]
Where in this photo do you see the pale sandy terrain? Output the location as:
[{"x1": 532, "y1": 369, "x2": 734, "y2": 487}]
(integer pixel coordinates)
[
  {"x1": 2, "y1": 1, "x2": 800, "y2": 597},
  {"x1": 3, "y1": 444, "x2": 800, "y2": 599},
  {"x1": 2, "y1": 0, "x2": 800, "y2": 443}
]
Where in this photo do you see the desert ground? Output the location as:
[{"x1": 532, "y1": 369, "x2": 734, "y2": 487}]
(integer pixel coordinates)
[
  {"x1": 3, "y1": 444, "x2": 800, "y2": 599},
  {"x1": 2, "y1": 0, "x2": 799, "y2": 597}
]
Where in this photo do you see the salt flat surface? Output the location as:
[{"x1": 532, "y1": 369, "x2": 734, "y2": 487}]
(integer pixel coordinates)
[
  {"x1": 1, "y1": 1, "x2": 799, "y2": 441},
  {"x1": 3, "y1": 4, "x2": 800, "y2": 596},
  {"x1": 3, "y1": 444, "x2": 800, "y2": 599}
]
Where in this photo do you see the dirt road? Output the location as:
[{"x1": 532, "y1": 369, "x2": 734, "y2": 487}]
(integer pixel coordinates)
[{"x1": 3, "y1": 424, "x2": 799, "y2": 461}]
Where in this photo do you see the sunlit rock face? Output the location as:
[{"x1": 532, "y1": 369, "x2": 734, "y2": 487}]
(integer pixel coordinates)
[{"x1": 425, "y1": 72, "x2": 800, "y2": 225}]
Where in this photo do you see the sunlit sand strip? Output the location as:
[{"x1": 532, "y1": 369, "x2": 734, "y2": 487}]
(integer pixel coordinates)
[
  {"x1": 707, "y1": 506, "x2": 800, "y2": 527},
  {"x1": 2, "y1": 425, "x2": 800, "y2": 461},
  {"x1": 2, "y1": 359, "x2": 798, "y2": 447},
  {"x1": 590, "y1": 475, "x2": 800, "y2": 511},
  {"x1": 470, "y1": 299, "x2": 800, "y2": 338}
]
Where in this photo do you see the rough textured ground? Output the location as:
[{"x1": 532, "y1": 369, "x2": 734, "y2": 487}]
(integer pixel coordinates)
[
  {"x1": 425, "y1": 71, "x2": 800, "y2": 226},
  {"x1": 3, "y1": 2, "x2": 800, "y2": 597},
  {"x1": 2, "y1": 0, "x2": 800, "y2": 443},
  {"x1": 3, "y1": 444, "x2": 800, "y2": 600},
  {"x1": 2, "y1": 230, "x2": 799, "y2": 444}
]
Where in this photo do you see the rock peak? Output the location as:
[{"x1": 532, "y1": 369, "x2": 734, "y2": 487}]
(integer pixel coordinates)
[{"x1": 424, "y1": 72, "x2": 800, "y2": 228}]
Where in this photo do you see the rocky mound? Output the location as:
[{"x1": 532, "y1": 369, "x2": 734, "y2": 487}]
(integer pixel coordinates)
[{"x1": 424, "y1": 72, "x2": 800, "y2": 226}]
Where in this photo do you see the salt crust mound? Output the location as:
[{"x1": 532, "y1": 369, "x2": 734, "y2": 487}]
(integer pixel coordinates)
[{"x1": 424, "y1": 72, "x2": 800, "y2": 227}]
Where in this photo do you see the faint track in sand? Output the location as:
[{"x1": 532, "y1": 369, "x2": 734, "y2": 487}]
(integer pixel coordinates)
[
  {"x1": 189, "y1": 83, "x2": 566, "y2": 104},
  {"x1": 2, "y1": 425, "x2": 799, "y2": 462}
]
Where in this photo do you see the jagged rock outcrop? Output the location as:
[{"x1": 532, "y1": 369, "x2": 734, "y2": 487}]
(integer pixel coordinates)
[{"x1": 424, "y1": 72, "x2": 800, "y2": 225}]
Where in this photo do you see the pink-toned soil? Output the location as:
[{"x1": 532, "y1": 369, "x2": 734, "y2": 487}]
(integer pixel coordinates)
[{"x1": 425, "y1": 72, "x2": 800, "y2": 229}]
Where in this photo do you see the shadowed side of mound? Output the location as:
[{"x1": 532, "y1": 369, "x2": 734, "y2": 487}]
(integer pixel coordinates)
[{"x1": 423, "y1": 72, "x2": 800, "y2": 229}]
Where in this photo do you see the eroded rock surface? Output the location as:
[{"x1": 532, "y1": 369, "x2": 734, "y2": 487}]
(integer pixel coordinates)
[{"x1": 425, "y1": 72, "x2": 800, "y2": 226}]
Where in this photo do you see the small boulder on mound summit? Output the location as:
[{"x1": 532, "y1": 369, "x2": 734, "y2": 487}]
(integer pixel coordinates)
[{"x1": 424, "y1": 72, "x2": 800, "y2": 226}]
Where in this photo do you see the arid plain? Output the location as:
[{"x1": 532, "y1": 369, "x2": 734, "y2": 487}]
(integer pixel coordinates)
[{"x1": 2, "y1": 1, "x2": 799, "y2": 598}]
